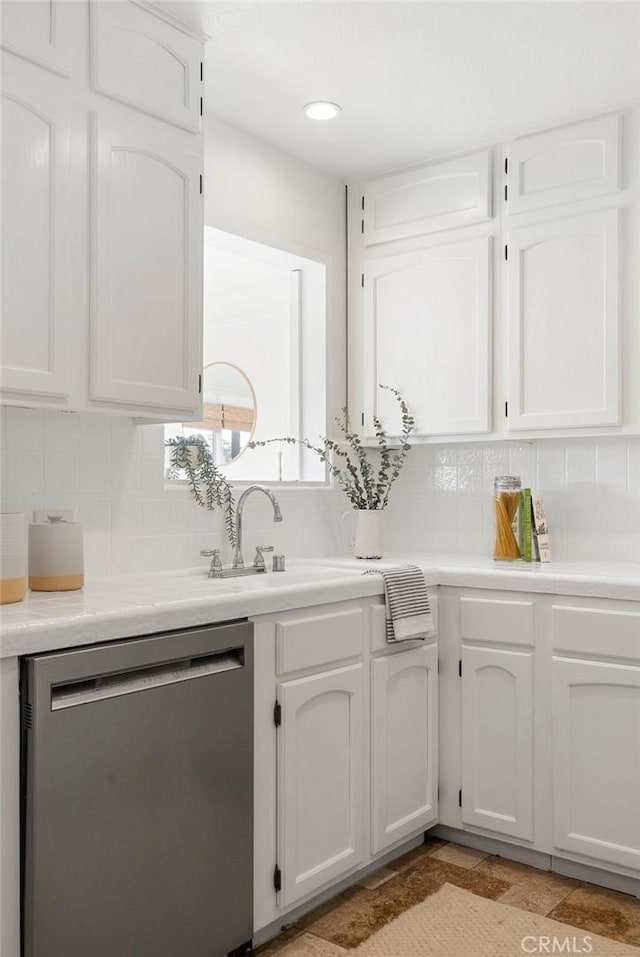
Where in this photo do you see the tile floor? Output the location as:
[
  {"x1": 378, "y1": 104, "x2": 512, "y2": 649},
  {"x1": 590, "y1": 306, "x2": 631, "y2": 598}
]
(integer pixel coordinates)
[{"x1": 253, "y1": 838, "x2": 640, "y2": 955}]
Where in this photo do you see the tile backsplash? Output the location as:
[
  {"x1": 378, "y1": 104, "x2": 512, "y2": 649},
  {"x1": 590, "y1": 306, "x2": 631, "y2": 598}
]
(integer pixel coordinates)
[
  {"x1": 386, "y1": 437, "x2": 640, "y2": 563},
  {"x1": 1, "y1": 407, "x2": 639, "y2": 577}
]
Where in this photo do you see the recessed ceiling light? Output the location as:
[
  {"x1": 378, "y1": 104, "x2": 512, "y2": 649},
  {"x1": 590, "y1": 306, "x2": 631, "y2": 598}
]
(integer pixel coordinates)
[{"x1": 303, "y1": 101, "x2": 342, "y2": 121}]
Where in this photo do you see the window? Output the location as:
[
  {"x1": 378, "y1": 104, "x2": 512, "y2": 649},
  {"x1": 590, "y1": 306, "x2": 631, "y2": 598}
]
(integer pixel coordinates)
[{"x1": 166, "y1": 227, "x2": 327, "y2": 483}]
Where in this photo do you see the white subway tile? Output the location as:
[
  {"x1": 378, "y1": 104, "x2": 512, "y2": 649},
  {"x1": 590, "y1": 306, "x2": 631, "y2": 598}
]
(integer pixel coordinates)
[
  {"x1": 43, "y1": 410, "x2": 79, "y2": 452},
  {"x1": 5, "y1": 407, "x2": 43, "y2": 450},
  {"x1": 79, "y1": 414, "x2": 112, "y2": 457},
  {"x1": 80, "y1": 453, "x2": 111, "y2": 492},
  {"x1": 44, "y1": 450, "x2": 79, "y2": 491},
  {"x1": 142, "y1": 499, "x2": 172, "y2": 537},
  {"x1": 596, "y1": 438, "x2": 628, "y2": 487}
]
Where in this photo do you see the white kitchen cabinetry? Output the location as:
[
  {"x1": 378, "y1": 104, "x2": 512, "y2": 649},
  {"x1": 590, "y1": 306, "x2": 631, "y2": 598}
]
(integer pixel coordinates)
[
  {"x1": 507, "y1": 113, "x2": 620, "y2": 215},
  {"x1": 89, "y1": 0, "x2": 202, "y2": 132},
  {"x1": 277, "y1": 663, "x2": 365, "y2": 906},
  {"x1": 0, "y1": 62, "x2": 70, "y2": 399},
  {"x1": 371, "y1": 641, "x2": 438, "y2": 853},
  {"x1": 461, "y1": 644, "x2": 534, "y2": 840},
  {"x1": 507, "y1": 208, "x2": 620, "y2": 431},
  {"x1": 90, "y1": 113, "x2": 203, "y2": 411},
  {"x1": 363, "y1": 238, "x2": 491, "y2": 437},
  {"x1": 0, "y1": 0, "x2": 204, "y2": 419},
  {"x1": 363, "y1": 150, "x2": 491, "y2": 245},
  {"x1": 551, "y1": 600, "x2": 640, "y2": 873},
  {"x1": 0, "y1": 0, "x2": 71, "y2": 76},
  {"x1": 459, "y1": 595, "x2": 535, "y2": 842},
  {"x1": 350, "y1": 107, "x2": 639, "y2": 441}
]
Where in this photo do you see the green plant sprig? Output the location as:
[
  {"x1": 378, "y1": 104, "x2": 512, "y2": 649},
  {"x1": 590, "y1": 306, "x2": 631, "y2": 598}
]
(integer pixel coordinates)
[
  {"x1": 165, "y1": 435, "x2": 237, "y2": 547},
  {"x1": 248, "y1": 385, "x2": 415, "y2": 510}
]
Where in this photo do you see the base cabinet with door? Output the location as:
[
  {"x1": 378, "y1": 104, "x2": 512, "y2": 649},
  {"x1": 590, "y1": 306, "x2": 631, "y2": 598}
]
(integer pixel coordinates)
[
  {"x1": 551, "y1": 599, "x2": 640, "y2": 874},
  {"x1": 252, "y1": 595, "x2": 439, "y2": 935}
]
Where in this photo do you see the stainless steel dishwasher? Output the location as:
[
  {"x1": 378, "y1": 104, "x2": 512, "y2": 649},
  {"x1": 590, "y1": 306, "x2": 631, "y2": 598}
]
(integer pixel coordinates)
[{"x1": 21, "y1": 621, "x2": 253, "y2": 957}]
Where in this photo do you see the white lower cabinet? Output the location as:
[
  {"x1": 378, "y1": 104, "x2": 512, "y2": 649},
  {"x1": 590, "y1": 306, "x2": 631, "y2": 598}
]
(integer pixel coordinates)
[
  {"x1": 551, "y1": 599, "x2": 640, "y2": 873},
  {"x1": 461, "y1": 644, "x2": 534, "y2": 840},
  {"x1": 371, "y1": 643, "x2": 438, "y2": 854},
  {"x1": 277, "y1": 663, "x2": 365, "y2": 907}
]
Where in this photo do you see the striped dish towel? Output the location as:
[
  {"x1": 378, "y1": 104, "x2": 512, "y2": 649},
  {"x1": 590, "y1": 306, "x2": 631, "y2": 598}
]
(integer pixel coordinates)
[{"x1": 366, "y1": 564, "x2": 434, "y2": 642}]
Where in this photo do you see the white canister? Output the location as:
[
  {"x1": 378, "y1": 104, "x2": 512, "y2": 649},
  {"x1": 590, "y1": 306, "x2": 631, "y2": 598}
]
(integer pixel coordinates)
[
  {"x1": 0, "y1": 512, "x2": 27, "y2": 604},
  {"x1": 342, "y1": 508, "x2": 384, "y2": 560},
  {"x1": 28, "y1": 514, "x2": 84, "y2": 591}
]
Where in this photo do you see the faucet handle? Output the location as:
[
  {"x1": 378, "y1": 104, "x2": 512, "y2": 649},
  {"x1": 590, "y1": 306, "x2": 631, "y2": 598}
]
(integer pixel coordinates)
[
  {"x1": 253, "y1": 545, "x2": 274, "y2": 570},
  {"x1": 200, "y1": 549, "x2": 223, "y2": 578}
]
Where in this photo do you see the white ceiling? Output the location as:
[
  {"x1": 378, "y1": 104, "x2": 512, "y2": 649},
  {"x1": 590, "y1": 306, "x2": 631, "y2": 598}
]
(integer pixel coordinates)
[{"x1": 190, "y1": 1, "x2": 639, "y2": 178}]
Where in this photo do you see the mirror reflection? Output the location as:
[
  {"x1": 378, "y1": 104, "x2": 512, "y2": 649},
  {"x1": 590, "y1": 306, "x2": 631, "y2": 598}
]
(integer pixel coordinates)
[{"x1": 171, "y1": 362, "x2": 256, "y2": 467}]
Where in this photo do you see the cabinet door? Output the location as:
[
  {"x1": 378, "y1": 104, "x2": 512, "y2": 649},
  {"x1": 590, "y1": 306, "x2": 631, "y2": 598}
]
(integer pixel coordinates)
[
  {"x1": 507, "y1": 208, "x2": 620, "y2": 430},
  {"x1": 508, "y1": 114, "x2": 620, "y2": 215},
  {"x1": 89, "y1": 1, "x2": 202, "y2": 133},
  {"x1": 364, "y1": 238, "x2": 491, "y2": 436},
  {"x1": 552, "y1": 657, "x2": 640, "y2": 871},
  {"x1": 0, "y1": 66, "x2": 70, "y2": 399},
  {"x1": 462, "y1": 645, "x2": 534, "y2": 840},
  {"x1": 363, "y1": 150, "x2": 491, "y2": 245},
  {"x1": 371, "y1": 643, "x2": 438, "y2": 854},
  {"x1": 277, "y1": 664, "x2": 364, "y2": 907},
  {"x1": 0, "y1": 0, "x2": 71, "y2": 77},
  {"x1": 89, "y1": 114, "x2": 203, "y2": 413}
]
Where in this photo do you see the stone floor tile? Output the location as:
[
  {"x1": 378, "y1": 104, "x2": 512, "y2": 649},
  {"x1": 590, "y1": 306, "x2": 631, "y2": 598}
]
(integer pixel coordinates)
[
  {"x1": 548, "y1": 883, "x2": 640, "y2": 948},
  {"x1": 498, "y1": 880, "x2": 578, "y2": 916},
  {"x1": 358, "y1": 866, "x2": 396, "y2": 890},
  {"x1": 264, "y1": 933, "x2": 347, "y2": 956},
  {"x1": 430, "y1": 843, "x2": 488, "y2": 869},
  {"x1": 392, "y1": 836, "x2": 448, "y2": 872}
]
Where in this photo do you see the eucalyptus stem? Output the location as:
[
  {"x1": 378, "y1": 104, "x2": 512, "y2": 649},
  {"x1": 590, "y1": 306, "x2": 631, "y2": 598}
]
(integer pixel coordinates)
[
  {"x1": 165, "y1": 436, "x2": 237, "y2": 547},
  {"x1": 248, "y1": 384, "x2": 415, "y2": 510}
]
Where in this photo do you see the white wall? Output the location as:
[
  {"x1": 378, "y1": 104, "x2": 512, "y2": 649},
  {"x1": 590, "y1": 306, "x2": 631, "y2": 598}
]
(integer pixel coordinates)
[{"x1": 204, "y1": 115, "x2": 346, "y2": 431}]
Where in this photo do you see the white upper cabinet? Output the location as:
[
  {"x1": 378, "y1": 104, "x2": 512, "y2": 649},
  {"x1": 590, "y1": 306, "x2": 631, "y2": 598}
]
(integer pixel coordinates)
[
  {"x1": 89, "y1": 1, "x2": 202, "y2": 133},
  {"x1": 363, "y1": 237, "x2": 491, "y2": 436},
  {"x1": 507, "y1": 114, "x2": 621, "y2": 215},
  {"x1": 507, "y1": 208, "x2": 620, "y2": 431},
  {"x1": 0, "y1": 0, "x2": 71, "y2": 76},
  {"x1": 89, "y1": 114, "x2": 203, "y2": 411},
  {"x1": 364, "y1": 150, "x2": 492, "y2": 245},
  {"x1": 0, "y1": 63, "x2": 70, "y2": 399}
]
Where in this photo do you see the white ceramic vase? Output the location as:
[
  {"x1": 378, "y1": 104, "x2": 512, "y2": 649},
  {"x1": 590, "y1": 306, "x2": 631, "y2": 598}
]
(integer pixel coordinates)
[{"x1": 351, "y1": 508, "x2": 384, "y2": 560}]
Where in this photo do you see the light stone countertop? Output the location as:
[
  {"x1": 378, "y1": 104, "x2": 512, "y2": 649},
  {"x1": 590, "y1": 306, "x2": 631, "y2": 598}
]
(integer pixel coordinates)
[{"x1": 1, "y1": 554, "x2": 639, "y2": 659}]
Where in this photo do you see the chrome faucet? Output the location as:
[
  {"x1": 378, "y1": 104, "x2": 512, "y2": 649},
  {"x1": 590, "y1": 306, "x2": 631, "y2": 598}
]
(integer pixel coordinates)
[{"x1": 233, "y1": 486, "x2": 283, "y2": 568}]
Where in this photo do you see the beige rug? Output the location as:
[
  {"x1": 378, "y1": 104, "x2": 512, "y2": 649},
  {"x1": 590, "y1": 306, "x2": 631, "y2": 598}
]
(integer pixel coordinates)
[{"x1": 348, "y1": 882, "x2": 639, "y2": 956}]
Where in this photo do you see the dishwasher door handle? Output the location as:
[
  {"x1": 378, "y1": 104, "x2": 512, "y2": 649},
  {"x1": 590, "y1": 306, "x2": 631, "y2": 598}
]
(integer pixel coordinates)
[{"x1": 51, "y1": 648, "x2": 244, "y2": 710}]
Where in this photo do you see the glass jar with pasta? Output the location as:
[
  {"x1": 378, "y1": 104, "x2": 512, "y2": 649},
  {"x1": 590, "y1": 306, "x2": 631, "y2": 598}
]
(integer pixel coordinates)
[{"x1": 494, "y1": 475, "x2": 522, "y2": 561}]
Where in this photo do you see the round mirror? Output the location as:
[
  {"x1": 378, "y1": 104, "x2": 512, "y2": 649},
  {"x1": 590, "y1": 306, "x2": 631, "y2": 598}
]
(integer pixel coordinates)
[{"x1": 187, "y1": 362, "x2": 256, "y2": 466}]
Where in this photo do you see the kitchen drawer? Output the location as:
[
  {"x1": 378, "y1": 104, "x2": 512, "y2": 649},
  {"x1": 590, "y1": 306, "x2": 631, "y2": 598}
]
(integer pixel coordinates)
[
  {"x1": 275, "y1": 606, "x2": 364, "y2": 675},
  {"x1": 552, "y1": 600, "x2": 640, "y2": 661},
  {"x1": 460, "y1": 595, "x2": 535, "y2": 646}
]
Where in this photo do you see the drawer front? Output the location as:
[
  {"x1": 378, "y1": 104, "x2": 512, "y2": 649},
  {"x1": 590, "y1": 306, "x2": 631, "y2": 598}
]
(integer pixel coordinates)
[
  {"x1": 552, "y1": 602, "x2": 640, "y2": 661},
  {"x1": 276, "y1": 607, "x2": 364, "y2": 675},
  {"x1": 369, "y1": 592, "x2": 438, "y2": 653},
  {"x1": 460, "y1": 596, "x2": 535, "y2": 646}
]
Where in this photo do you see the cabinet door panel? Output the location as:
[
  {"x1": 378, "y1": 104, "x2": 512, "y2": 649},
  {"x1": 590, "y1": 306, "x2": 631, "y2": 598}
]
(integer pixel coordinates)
[
  {"x1": 89, "y1": 114, "x2": 202, "y2": 412},
  {"x1": 508, "y1": 209, "x2": 620, "y2": 430},
  {"x1": 371, "y1": 644, "x2": 438, "y2": 854},
  {"x1": 552, "y1": 657, "x2": 640, "y2": 871},
  {"x1": 462, "y1": 645, "x2": 534, "y2": 840},
  {"x1": 0, "y1": 0, "x2": 71, "y2": 76},
  {"x1": 364, "y1": 151, "x2": 491, "y2": 244},
  {"x1": 508, "y1": 114, "x2": 620, "y2": 214},
  {"x1": 364, "y1": 238, "x2": 491, "y2": 436},
  {"x1": 0, "y1": 69, "x2": 70, "y2": 398},
  {"x1": 277, "y1": 664, "x2": 364, "y2": 906},
  {"x1": 90, "y1": 1, "x2": 201, "y2": 132}
]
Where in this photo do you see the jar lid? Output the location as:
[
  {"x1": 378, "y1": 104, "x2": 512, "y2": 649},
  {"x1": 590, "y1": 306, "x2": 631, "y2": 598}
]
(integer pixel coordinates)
[{"x1": 494, "y1": 475, "x2": 521, "y2": 490}]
